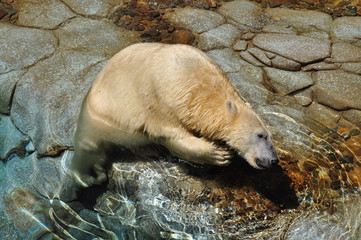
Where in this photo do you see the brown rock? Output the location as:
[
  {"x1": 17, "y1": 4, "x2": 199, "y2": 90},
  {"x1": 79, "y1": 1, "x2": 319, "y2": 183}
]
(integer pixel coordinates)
[
  {"x1": 0, "y1": 9, "x2": 7, "y2": 20},
  {"x1": 171, "y1": 29, "x2": 194, "y2": 45}
]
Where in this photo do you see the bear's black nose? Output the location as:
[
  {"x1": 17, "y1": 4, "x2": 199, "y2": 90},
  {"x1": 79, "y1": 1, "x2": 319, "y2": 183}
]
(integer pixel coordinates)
[{"x1": 271, "y1": 159, "x2": 279, "y2": 165}]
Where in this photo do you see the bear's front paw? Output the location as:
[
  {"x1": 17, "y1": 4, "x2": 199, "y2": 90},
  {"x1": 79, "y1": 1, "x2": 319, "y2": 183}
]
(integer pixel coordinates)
[{"x1": 206, "y1": 144, "x2": 233, "y2": 166}]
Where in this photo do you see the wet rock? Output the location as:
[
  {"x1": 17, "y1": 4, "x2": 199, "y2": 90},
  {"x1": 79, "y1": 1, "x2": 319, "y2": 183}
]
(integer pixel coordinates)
[
  {"x1": 341, "y1": 63, "x2": 361, "y2": 75},
  {"x1": 10, "y1": 52, "x2": 106, "y2": 155},
  {"x1": 314, "y1": 71, "x2": 361, "y2": 110},
  {"x1": 62, "y1": 0, "x2": 118, "y2": 17},
  {"x1": 0, "y1": 115, "x2": 29, "y2": 160},
  {"x1": 331, "y1": 17, "x2": 361, "y2": 44},
  {"x1": 305, "y1": 103, "x2": 341, "y2": 128},
  {"x1": 0, "y1": 23, "x2": 57, "y2": 74},
  {"x1": 342, "y1": 110, "x2": 361, "y2": 127},
  {"x1": 228, "y1": 67, "x2": 271, "y2": 106},
  {"x1": 248, "y1": 47, "x2": 272, "y2": 66},
  {"x1": 292, "y1": 88, "x2": 313, "y2": 106},
  {"x1": 206, "y1": 48, "x2": 242, "y2": 73},
  {"x1": 265, "y1": 8, "x2": 333, "y2": 32},
  {"x1": 198, "y1": 24, "x2": 240, "y2": 51},
  {"x1": 330, "y1": 42, "x2": 361, "y2": 62},
  {"x1": 262, "y1": 24, "x2": 296, "y2": 35},
  {"x1": 171, "y1": 29, "x2": 194, "y2": 44},
  {"x1": 0, "y1": 70, "x2": 24, "y2": 114},
  {"x1": 166, "y1": 7, "x2": 225, "y2": 33},
  {"x1": 253, "y1": 33, "x2": 331, "y2": 64},
  {"x1": 271, "y1": 55, "x2": 301, "y2": 71},
  {"x1": 302, "y1": 62, "x2": 340, "y2": 71},
  {"x1": 54, "y1": 17, "x2": 138, "y2": 58},
  {"x1": 14, "y1": 0, "x2": 76, "y2": 29},
  {"x1": 264, "y1": 68, "x2": 313, "y2": 95},
  {"x1": 240, "y1": 50, "x2": 265, "y2": 67},
  {"x1": 218, "y1": 0, "x2": 263, "y2": 30},
  {"x1": 233, "y1": 40, "x2": 248, "y2": 51}
]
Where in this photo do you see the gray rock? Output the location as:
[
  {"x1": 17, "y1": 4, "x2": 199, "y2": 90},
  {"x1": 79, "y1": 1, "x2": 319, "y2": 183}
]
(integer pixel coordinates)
[
  {"x1": 0, "y1": 70, "x2": 24, "y2": 114},
  {"x1": 240, "y1": 50, "x2": 265, "y2": 67},
  {"x1": 253, "y1": 33, "x2": 331, "y2": 64},
  {"x1": 240, "y1": 32, "x2": 256, "y2": 40},
  {"x1": 330, "y1": 42, "x2": 361, "y2": 63},
  {"x1": 305, "y1": 102, "x2": 341, "y2": 129},
  {"x1": 264, "y1": 67, "x2": 313, "y2": 95},
  {"x1": 218, "y1": 0, "x2": 263, "y2": 30},
  {"x1": 271, "y1": 55, "x2": 301, "y2": 71},
  {"x1": 15, "y1": 0, "x2": 76, "y2": 29},
  {"x1": 248, "y1": 47, "x2": 272, "y2": 66},
  {"x1": 314, "y1": 70, "x2": 361, "y2": 110},
  {"x1": 0, "y1": 23, "x2": 57, "y2": 74},
  {"x1": 300, "y1": 31, "x2": 329, "y2": 40},
  {"x1": 10, "y1": 51, "x2": 107, "y2": 155},
  {"x1": 198, "y1": 24, "x2": 240, "y2": 51},
  {"x1": 293, "y1": 88, "x2": 313, "y2": 106},
  {"x1": 207, "y1": 48, "x2": 242, "y2": 73},
  {"x1": 341, "y1": 63, "x2": 361, "y2": 75},
  {"x1": 166, "y1": 7, "x2": 225, "y2": 34},
  {"x1": 302, "y1": 62, "x2": 340, "y2": 71},
  {"x1": 331, "y1": 17, "x2": 361, "y2": 45},
  {"x1": 62, "y1": 0, "x2": 118, "y2": 17},
  {"x1": 233, "y1": 40, "x2": 248, "y2": 51},
  {"x1": 54, "y1": 17, "x2": 139, "y2": 58},
  {"x1": 227, "y1": 67, "x2": 271, "y2": 106},
  {"x1": 265, "y1": 8, "x2": 332, "y2": 32},
  {"x1": 262, "y1": 24, "x2": 296, "y2": 35},
  {"x1": 342, "y1": 109, "x2": 361, "y2": 127},
  {"x1": 0, "y1": 115, "x2": 29, "y2": 160}
]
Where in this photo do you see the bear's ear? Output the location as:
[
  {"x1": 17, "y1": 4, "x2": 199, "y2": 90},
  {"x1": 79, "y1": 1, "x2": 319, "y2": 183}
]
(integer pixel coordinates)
[{"x1": 227, "y1": 100, "x2": 238, "y2": 116}]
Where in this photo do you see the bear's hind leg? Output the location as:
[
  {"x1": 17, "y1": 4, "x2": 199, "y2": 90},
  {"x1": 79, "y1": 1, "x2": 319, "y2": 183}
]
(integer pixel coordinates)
[
  {"x1": 161, "y1": 135, "x2": 233, "y2": 166},
  {"x1": 71, "y1": 144, "x2": 107, "y2": 187}
]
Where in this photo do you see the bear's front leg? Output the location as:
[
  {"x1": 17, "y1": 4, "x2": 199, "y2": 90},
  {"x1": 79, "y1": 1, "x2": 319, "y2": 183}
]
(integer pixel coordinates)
[{"x1": 160, "y1": 135, "x2": 233, "y2": 166}]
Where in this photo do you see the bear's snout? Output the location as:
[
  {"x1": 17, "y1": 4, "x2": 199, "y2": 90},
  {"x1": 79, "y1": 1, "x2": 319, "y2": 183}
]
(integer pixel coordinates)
[{"x1": 256, "y1": 157, "x2": 279, "y2": 169}]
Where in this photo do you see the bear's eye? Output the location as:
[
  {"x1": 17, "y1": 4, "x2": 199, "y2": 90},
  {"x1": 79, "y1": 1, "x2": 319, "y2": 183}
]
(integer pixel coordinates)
[{"x1": 257, "y1": 134, "x2": 267, "y2": 139}]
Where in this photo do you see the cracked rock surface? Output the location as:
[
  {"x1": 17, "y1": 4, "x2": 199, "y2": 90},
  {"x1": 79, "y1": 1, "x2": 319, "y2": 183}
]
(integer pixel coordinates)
[{"x1": 0, "y1": 0, "x2": 361, "y2": 239}]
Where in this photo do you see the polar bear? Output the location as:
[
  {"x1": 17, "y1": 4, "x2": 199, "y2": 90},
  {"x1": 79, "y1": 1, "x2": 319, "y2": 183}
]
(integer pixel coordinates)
[{"x1": 71, "y1": 43, "x2": 279, "y2": 187}]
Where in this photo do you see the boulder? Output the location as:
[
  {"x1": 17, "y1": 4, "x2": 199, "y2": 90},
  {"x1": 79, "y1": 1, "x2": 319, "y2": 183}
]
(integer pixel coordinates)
[
  {"x1": 253, "y1": 33, "x2": 331, "y2": 64},
  {"x1": 314, "y1": 71, "x2": 361, "y2": 110},
  {"x1": 207, "y1": 48, "x2": 242, "y2": 73},
  {"x1": 330, "y1": 42, "x2": 361, "y2": 63},
  {"x1": 198, "y1": 24, "x2": 240, "y2": 51},
  {"x1": 0, "y1": 23, "x2": 57, "y2": 74},
  {"x1": 62, "y1": 0, "x2": 118, "y2": 17},
  {"x1": 331, "y1": 17, "x2": 361, "y2": 45},
  {"x1": 265, "y1": 8, "x2": 332, "y2": 32},
  {"x1": 15, "y1": 0, "x2": 76, "y2": 29},
  {"x1": 264, "y1": 67, "x2": 313, "y2": 95},
  {"x1": 0, "y1": 70, "x2": 24, "y2": 114},
  {"x1": 166, "y1": 7, "x2": 225, "y2": 33},
  {"x1": 218, "y1": 0, "x2": 263, "y2": 30},
  {"x1": 54, "y1": 17, "x2": 139, "y2": 58}
]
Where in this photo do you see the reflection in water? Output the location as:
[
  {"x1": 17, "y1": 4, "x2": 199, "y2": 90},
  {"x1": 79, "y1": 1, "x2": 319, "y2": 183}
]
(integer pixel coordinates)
[{"x1": 0, "y1": 103, "x2": 360, "y2": 239}]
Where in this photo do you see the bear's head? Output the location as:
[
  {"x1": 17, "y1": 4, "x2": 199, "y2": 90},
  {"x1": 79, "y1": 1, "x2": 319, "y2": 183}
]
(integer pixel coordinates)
[{"x1": 225, "y1": 101, "x2": 279, "y2": 169}]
